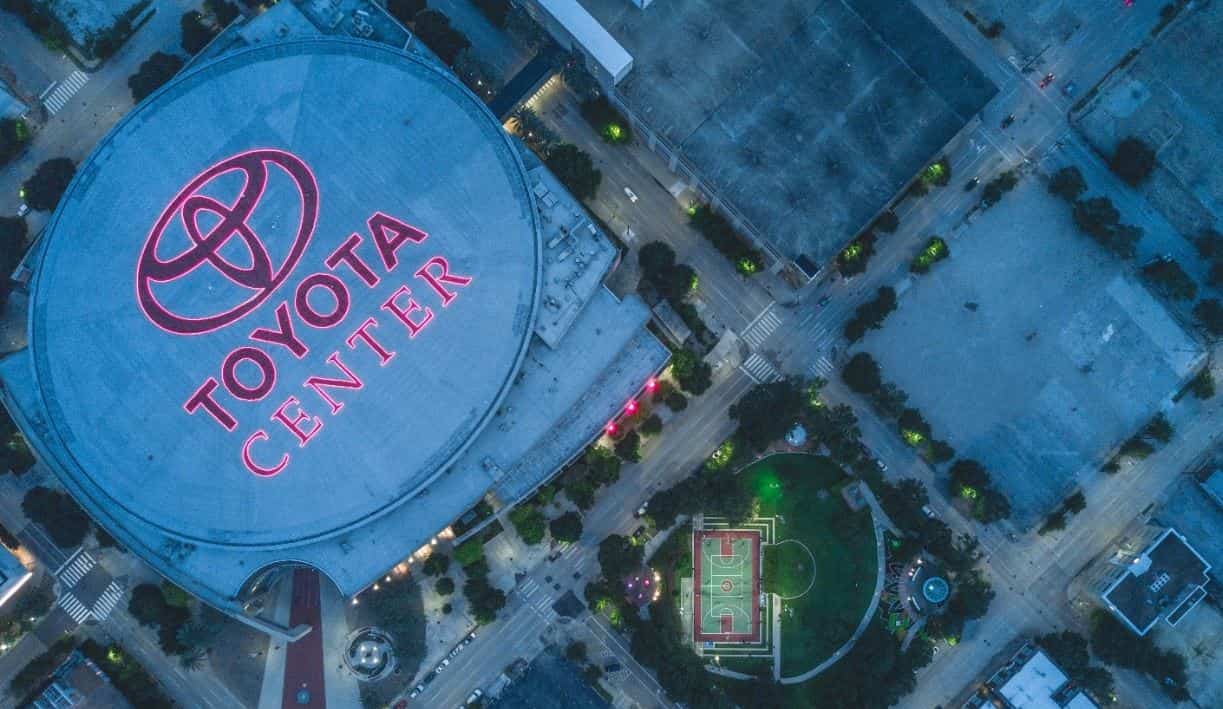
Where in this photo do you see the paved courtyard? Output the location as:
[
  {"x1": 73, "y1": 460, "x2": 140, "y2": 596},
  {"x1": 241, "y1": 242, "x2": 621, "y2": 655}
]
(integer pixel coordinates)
[{"x1": 863, "y1": 178, "x2": 1203, "y2": 524}]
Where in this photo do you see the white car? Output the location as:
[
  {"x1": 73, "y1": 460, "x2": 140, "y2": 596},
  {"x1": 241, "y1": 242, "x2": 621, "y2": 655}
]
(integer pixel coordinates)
[
  {"x1": 466, "y1": 688, "x2": 484, "y2": 704},
  {"x1": 623, "y1": 186, "x2": 638, "y2": 203},
  {"x1": 16, "y1": 203, "x2": 29, "y2": 217},
  {"x1": 435, "y1": 658, "x2": 450, "y2": 673}
]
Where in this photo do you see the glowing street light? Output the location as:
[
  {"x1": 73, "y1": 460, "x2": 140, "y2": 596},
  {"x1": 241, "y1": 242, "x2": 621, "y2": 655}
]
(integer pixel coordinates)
[
  {"x1": 625, "y1": 399, "x2": 638, "y2": 415},
  {"x1": 645, "y1": 377, "x2": 658, "y2": 393}
]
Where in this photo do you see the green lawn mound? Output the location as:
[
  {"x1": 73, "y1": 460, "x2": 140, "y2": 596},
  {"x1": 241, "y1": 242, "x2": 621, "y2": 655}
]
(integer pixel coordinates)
[
  {"x1": 763, "y1": 540, "x2": 816, "y2": 599},
  {"x1": 742, "y1": 454, "x2": 878, "y2": 678}
]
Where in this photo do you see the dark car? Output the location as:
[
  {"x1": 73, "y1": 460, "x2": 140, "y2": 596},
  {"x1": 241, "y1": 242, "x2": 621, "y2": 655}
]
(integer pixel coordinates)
[{"x1": 604, "y1": 662, "x2": 623, "y2": 673}]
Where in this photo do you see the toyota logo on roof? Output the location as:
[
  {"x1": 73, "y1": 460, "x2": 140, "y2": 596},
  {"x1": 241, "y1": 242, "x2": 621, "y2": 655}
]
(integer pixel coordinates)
[{"x1": 136, "y1": 148, "x2": 320, "y2": 336}]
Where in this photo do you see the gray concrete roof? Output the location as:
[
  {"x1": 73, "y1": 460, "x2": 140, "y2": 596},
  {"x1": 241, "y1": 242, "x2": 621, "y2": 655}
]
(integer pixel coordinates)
[
  {"x1": 580, "y1": 0, "x2": 996, "y2": 264},
  {"x1": 1103, "y1": 528, "x2": 1211, "y2": 635},
  {"x1": 25, "y1": 38, "x2": 541, "y2": 548}
]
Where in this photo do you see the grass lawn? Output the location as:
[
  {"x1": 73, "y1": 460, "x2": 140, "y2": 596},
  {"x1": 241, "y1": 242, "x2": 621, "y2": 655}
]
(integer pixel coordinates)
[{"x1": 742, "y1": 454, "x2": 878, "y2": 677}]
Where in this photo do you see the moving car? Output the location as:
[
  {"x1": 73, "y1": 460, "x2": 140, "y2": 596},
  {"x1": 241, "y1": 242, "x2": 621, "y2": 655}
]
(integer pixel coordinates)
[
  {"x1": 634, "y1": 501, "x2": 648, "y2": 518},
  {"x1": 624, "y1": 186, "x2": 638, "y2": 203},
  {"x1": 921, "y1": 505, "x2": 937, "y2": 519},
  {"x1": 1038, "y1": 72, "x2": 1055, "y2": 89}
]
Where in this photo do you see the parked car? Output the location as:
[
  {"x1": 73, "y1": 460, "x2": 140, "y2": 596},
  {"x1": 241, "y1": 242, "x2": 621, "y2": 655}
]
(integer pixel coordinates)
[
  {"x1": 634, "y1": 501, "x2": 648, "y2": 518},
  {"x1": 466, "y1": 688, "x2": 484, "y2": 704},
  {"x1": 1038, "y1": 72, "x2": 1055, "y2": 89},
  {"x1": 435, "y1": 658, "x2": 451, "y2": 674},
  {"x1": 921, "y1": 505, "x2": 937, "y2": 519},
  {"x1": 16, "y1": 203, "x2": 29, "y2": 217},
  {"x1": 624, "y1": 186, "x2": 638, "y2": 203},
  {"x1": 874, "y1": 458, "x2": 888, "y2": 472},
  {"x1": 604, "y1": 662, "x2": 623, "y2": 673}
]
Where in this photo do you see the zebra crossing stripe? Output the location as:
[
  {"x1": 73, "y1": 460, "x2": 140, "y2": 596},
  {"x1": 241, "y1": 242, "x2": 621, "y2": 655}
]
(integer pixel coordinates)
[
  {"x1": 91, "y1": 582, "x2": 125, "y2": 620},
  {"x1": 57, "y1": 550, "x2": 94, "y2": 588},
  {"x1": 740, "y1": 353, "x2": 780, "y2": 384},
  {"x1": 43, "y1": 70, "x2": 89, "y2": 115},
  {"x1": 59, "y1": 593, "x2": 92, "y2": 624},
  {"x1": 741, "y1": 308, "x2": 782, "y2": 350}
]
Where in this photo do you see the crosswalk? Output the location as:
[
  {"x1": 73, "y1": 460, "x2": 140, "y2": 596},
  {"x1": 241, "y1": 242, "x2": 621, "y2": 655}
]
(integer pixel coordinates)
[
  {"x1": 92, "y1": 581, "x2": 124, "y2": 621},
  {"x1": 59, "y1": 593, "x2": 92, "y2": 624},
  {"x1": 807, "y1": 356, "x2": 834, "y2": 379},
  {"x1": 42, "y1": 70, "x2": 89, "y2": 115},
  {"x1": 740, "y1": 305, "x2": 782, "y2": 350},
  {"x1": 56, "y1": 549, "x2": 94, "y2": 588},
  {"x1": 516, "y1": 578, "x2": 559, "y2": 622},
  {"x1": 740, "y1": 352, "x2": 780, "y2": 383}
]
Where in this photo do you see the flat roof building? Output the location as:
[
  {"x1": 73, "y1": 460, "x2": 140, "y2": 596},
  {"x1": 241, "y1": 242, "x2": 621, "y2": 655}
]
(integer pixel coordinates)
[
  {"x1": 0, "y1": 542, "x2": 33, "y2": 608},
  {"x1": 524, "y1": 0, "x2": 996, "y2": 273},
  {"x1": 973, "y1": 643, "x2": 1098, "y2": 709},
  {"x1": 0, "y1": 33, "x2": 666, "y2": 631},
  {"x1": 1088, "y1": 525, "x2": 1212, "y2": 635}
]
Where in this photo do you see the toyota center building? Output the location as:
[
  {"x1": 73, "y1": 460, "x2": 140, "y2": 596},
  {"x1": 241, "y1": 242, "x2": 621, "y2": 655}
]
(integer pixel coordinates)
[{"x1": 0, "y1": 38, "x2": 667, "y2": 633}]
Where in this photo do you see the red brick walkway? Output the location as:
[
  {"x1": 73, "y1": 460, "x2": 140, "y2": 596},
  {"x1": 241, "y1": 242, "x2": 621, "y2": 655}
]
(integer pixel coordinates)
[{"x1": 281, "y1": 568, "x2": 326, "y2": 708}]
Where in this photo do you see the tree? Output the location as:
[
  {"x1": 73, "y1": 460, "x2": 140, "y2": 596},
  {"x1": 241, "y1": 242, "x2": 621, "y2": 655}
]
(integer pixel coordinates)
[
  {"x1": 566, "y1": 640, "x2": 587, "y2": 663},
  {"x1": 161, "y1": 582, "x2": 192, "y2": 608},
  {"x1": 1142, "y1": 259, "x2": 1197, "y2": 300},
  {"x1": 1036, "y1": 630, "x2": 1115, "y2": 703},
  {"x1": 872, "y1": 210, "x2": 899, "y2": 234},
  {"x1": 175, "y1": 620, "x2": 219, "y2": 652},
  {"x1": 205, "y1": 0, "x2": 240, "y2": 26},
  {"x1": 1073, "y1": 196, "x2": 1120, "y2": 239},
  {"x1": 1039, "y1": 508, "x2": 1068, "y2": 535},
  {"x1": 180, "y1": 11, "x2": 216, "y2": 54},
  {"x1": 22, "y1": 158, "x2": 76, "y2": 212},
  {"x1": 841, "y1": 352, "x2": 882, "y2": 394},
  {"x1": 729, "y1": 378, "x2": 805, "y2": 452},
  {"x1": 1189, "y1": 369, "x2": 1215, "y2": 399},
  {"x1": 670, "y1": 348, "x2": 711, "y2": 395},
  {"x1": 473, "y1": 0, "x2": 510, "y2": 27},
  {"x1": 422, "y1": 553, "x2": 450, "y2": 577},
  {"x1": 981, "y1": 170, "x2": 1018, "y2": 207},
  {"x1": 1209, "y1": 261, "x2": 1223, "y2": 289},
  {"x1": 22, "y1": 486, "x2": 90, "y2": 548},
  {"x1": 1194, "y1": 228, "x2": 1223, "y2": 260},
  {"x1": 386, "y1": 0, "x2": 426, "y2": 24},
  {"x1": 1141, "y1": 412, "x2": 1173, "y2": 443},
  {"x1": 434, "y1": 576, "x2": 455, "y2": 596},
  {"x1": 453, "y1": 538, "x2": 485, "y2": 567},
  {"x1": 1048, "y1": 166, "x2": 1087, "y2": 201},
  {"x1": 613, "y1": 430, "x2": 641, "y2": 462},
  {"x1": 948, "y1": 569, "x2": 993, "y2": 621},
  {"x1": 584, "y1": 445, "x2": 621, "y2": 486},
  {"x1": 0, "y1": 216, "x2": 29, "y2": 313},
  {"x1": 550, "y1": 511, "x2": 583, "y2": 543},
  {"x1": 638, "y1": 241, "x2": 675, "y2": 280},
  {"x1": 545, "y1": 143, "x2": 602, "y2": 201},
  {"x1": 0, "y1": 118, "x2": 29, "y2": 167},
  {"x1": 509, "y1": 504, "x2": 547, "y2": 545},
  {"x1": 640, "y1": 414, "x2": 663, "y2": 436},
  {"x1": 949, "y1": 459, "x2": 990, "y2": 493},
  {"x1": 511, "y1": 106, "x2": 558, "y2": 154},
  {"x1": 463, "y1": 575, "x2": 506, "y2": 624},
  {"x1": 1090, "y1": 610, "x2": 1189, "y2": 701},
  {"x1": 898, "y1": 408, "x2": 932, "y2": 444},
  {"x1": 975, "y1": 488, "x2": 1011, "y2": 523},
  {"x1": 128, "y1": 584, "x2": 169, "y2": 627},
  {"x1": 1194, "y1": 298, "x2": 1223, "y2": 336},
  {"x1": 178, "y1": 647, "x2": 207, "y2": 671},
  {"x1": 412, "y1": 10, "x2": 471, "y2": 66},
  {"x1": 837, "y1": 233, "x2": 876, "y2": 277},
  {"x1": 129, "y1": 52, "x2": 184, "y2": 103},
  {"x1": 928, "y1": 440, "x2": 956, "y2": 465},
  {"x1": 844, "y1": 287, "x2": 897, "y2": 342},
  {"x1": 597, "y1": 534, "x2": 643, "y2": 582},
  {"x1": 1110, "y1": 137, "x2": 1157, "y2": 186},
  {"x1": 1064, "y1": 491, "x2": 1086, "y2": 514},
  {"x1": 665, "y1": 391, "x2": 688, "y2": 411}
]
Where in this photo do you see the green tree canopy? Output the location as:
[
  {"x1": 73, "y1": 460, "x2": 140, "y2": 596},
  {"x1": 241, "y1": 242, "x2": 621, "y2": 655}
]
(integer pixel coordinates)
[
  {"x1": 670, "y1": 347, "x2": 711, "y2": 395},
  {"x1": 0, "y1": 118, "x2": 29, "y2": 167},
  {"x1": 21, "y1": 486, "x2": 90, "y2": 548},
  {"x1": 22, "y1": 158, "x2": 76, "y2": 212},
  {"x1": 1048, "y1": 166, "x2": 1087, "y2": 201},
  {"x1": 422, "y1": 553, "x2": 450, "y2": 576},
  {"x1": 434, "y1": 576, "x2": 455, "y2": 596},
  {"x1": 412, "y1": 10, "x2": 471, "y2": 66},
  {"x1": 549, "y1": 511, "x2": 583, "y2": 542},
  {"x1": 509, "y1": 504, "x2": 547, "y2": 545},
  {"x1": 1109, "y1": 137, "x2": 1157, "y2": 186},
  {"x1": 729, "y1": 378, "x2": 805, "y2": 451},
  {"x1": 386, "y1": 0, "x2": 426, "y2": 24},
  {"x1": 597, "y1": 534, "x2": 643, "y2": 582},
  {"x1": 841, "y1": 352, "x2": 882, "y2": 394},
  {"x1": 1194, "y1": 298, "x2": 1223, "y2": 336},
  {"x1": 180, "y1": 11, "x2": 216, "y2": 55},
  {"x1": 128, "y1": 52, "x2": 185, "y2": 103},
  {"x1": 544, "y1": 143, "x2": 602, "y2": 201}
]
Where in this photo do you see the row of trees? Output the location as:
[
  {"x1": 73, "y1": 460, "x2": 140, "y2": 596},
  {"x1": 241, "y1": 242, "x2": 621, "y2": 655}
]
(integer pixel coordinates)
[
  {"x1": 840, "y1": 353, "x2": 959, "y2": 467},
  {"x1": 947, "y1": 458, "x2": 1012, "y2": 524},
  {"x1": 1105, "y1": 412, "x2": 1174, "y2": 471},
  {"x1": 22, "y1": 486, "x2": 90, "y2": 548},
  {"x1": 128, "y1": 582, "x2": 219, "y2": 668},
  {"x1": 21, "y1": 157, "x2": 75, "y2": 212},
  {"x1": 1038, "y1": 490, "x2": 1086, "y2": 534},
  {"x1": 0, "y1": 385, "x2": 35, "y2": 473},
  {"x1": 688, "y1": 204, "x2": 764, "y2": 276},
  {"x1": 844, "y1": 286, "x2": 897, "y2": 343},
  {"x1": 638, "y1": 241, "x2": 709, "y2": 345}
]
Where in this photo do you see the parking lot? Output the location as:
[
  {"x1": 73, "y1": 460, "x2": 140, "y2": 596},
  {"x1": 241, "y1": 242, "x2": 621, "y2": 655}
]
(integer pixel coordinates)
[{"x1": 862, "y1": 177, "x2": 1203, "y2": 524}]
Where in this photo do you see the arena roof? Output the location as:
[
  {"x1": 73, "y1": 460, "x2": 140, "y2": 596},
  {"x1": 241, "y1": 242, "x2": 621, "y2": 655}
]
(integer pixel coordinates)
[{"x1": 24, "y1": 39, "x2": 541, "y2": 549}]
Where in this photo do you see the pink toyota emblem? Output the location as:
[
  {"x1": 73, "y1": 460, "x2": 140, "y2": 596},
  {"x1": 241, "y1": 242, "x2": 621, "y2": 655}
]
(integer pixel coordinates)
[{"x1": 136, "y1": 148, "x2": 319, "y2": 335}]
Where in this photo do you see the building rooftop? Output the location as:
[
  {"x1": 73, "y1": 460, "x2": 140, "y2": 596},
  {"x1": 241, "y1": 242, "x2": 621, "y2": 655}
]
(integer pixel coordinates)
[
  {"x1": 1103, "y1": 528, "x2": 1212, "y2": 635},
  {"x1": 0, "y1": 542, "x2": 32, "y2": 608},
  {"x1": 579, "y1": 0, "x2": 996, "y2": 265},
  {"x1": 992, "y1": 646, "x2": 1098, "y2": 709},
  {"x1": 31, "y1": 650, "x2": 132, "y2": 709}
]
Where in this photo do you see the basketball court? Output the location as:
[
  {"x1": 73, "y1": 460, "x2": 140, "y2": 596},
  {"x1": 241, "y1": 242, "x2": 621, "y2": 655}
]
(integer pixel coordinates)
[{"x1": 693, "y1": 529, "x2": 761, "y2": 643}]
